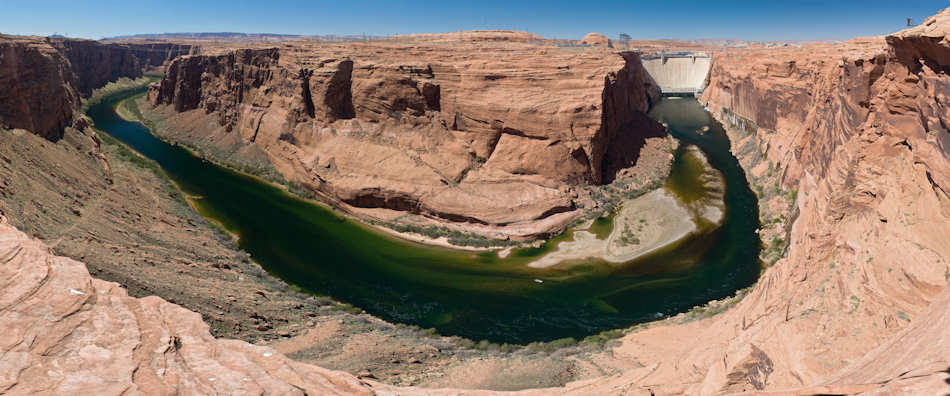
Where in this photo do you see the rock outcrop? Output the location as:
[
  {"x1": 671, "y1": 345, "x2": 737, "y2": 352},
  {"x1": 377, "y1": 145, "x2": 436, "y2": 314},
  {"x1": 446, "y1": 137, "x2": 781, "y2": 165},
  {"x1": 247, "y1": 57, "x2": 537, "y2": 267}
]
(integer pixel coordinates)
[
  {"x1": 0, "y1": 35, "x2": 79, "y2": 140},
  {"x1": 0, "y1": 216, "x2": 384, "y2": 395},
  {"x1": 0, "y1": 35, "x2": 194, "y2": 141},
  {"x1": 49, "y1": 38, "x2": 194, "y2": 95},
  {"x1": 147, "y1": 40, "x2": 663, "y2": 236},
  {"x1": 580, "y1": 32, "x2": 611, "y2": 47},
  {"x1": 623, "y1": 7, "x2": 950, "y2": 393}
]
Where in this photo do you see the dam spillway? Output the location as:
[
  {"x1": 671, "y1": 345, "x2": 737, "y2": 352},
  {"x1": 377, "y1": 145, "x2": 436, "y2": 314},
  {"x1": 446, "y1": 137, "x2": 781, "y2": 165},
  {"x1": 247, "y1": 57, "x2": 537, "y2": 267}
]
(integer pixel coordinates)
[{"x1": 641, "y1": 52, "x2": 712, "y2": 96}]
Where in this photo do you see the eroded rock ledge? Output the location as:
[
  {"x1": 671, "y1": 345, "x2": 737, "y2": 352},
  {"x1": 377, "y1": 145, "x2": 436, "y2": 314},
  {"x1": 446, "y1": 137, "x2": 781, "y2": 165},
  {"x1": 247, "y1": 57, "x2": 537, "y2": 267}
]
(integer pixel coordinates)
[
  {"x1": 0, "y1": 216, "x2": 385, "y2": 395},
  {"x1": 0, "y1": 34, "x2": 193, "y2": 141},
  {"x1": 144, "y1": 41, "x2": 667, "y2": 238}
]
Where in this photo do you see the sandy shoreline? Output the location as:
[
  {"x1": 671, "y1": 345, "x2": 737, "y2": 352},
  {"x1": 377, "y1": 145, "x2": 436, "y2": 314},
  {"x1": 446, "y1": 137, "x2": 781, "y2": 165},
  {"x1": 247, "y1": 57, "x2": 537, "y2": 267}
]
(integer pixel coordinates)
[
  {"x1": 528, "y1": 146, "x2": 726, "y2": 269},
  {"x1": 527, "y1": 189, "x2": 699, "y2": 268}
]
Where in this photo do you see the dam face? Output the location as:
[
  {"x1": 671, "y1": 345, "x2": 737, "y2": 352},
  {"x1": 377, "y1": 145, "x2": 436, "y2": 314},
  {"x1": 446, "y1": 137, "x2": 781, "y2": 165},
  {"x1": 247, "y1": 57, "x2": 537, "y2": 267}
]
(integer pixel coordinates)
[{"x1": 642, "y1": 52, "x2": 712, "y2": 96}]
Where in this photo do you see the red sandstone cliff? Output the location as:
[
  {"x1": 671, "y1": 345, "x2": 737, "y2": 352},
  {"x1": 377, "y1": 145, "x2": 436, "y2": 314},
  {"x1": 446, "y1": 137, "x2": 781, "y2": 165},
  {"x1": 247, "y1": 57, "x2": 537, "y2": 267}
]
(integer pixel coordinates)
[
  {"x1": 146, "y1": 40, "x2": 664, "y2": 236},
  {"x1": 639, "y1": 7, "x2": 950, "y2": 393},
  {"x1": 0, "y1": 35, "x2": 194, "y2": 141},
  {"x1": 49, "y1": 38, "x2": 194, "y2": 95},
  {"x1": 0, "y1": 35, "x2": 79, "y2": 140}
]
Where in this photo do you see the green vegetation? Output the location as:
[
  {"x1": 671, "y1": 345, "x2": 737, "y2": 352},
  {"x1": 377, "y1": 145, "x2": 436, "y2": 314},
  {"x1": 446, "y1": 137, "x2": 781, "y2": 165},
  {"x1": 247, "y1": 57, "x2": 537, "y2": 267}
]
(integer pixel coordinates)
[
  {"x1": 581, "y1": 329, "x2": 625, "y2": 346},
  {"x1": 395, "y1": 326, "x2": 624, "y2": 354},
  {"x1": 587, "y1": 212, "x2": 615, "y2": 240},
  {"x1": 682, "y1": 286, "x2": 752, "y2": 322},
  {"x1": 617, "y1": 223, "x2": 642, "y2": 247},
  {"x1": 848, "y1": 295, "x2": 861, "y2": 314},
  {"x1": 287, "y1": 182, "x2": 318, "y2": 200},
  {"x1": 330, "y1": 303, "x2": 364, "y2": 315},
  {"x1": 98, "y1": 131, "x2": 159, "y2": 172},
  {"x1": 119, "y1": 94, "x2": 295, "y2": 193},
  {"x1": 716, "y1": 109, "x2": 801, "y2": 269},
  {"x1": 581, "y1": 178, "x2": 666, "y2": 224},
  {"x1": 82, "y1": 76, "x2": 157, "y2": 112},
  {"x1": 375, "y1": 220, "x2": 521, "y2": 248}
]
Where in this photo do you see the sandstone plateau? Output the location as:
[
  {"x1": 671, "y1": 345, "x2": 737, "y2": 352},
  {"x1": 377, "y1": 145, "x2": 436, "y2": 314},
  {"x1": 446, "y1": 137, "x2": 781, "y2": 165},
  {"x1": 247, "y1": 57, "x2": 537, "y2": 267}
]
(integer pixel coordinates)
[{"x1": 1, "y1": 7, "x2": 950, "y2": 396}]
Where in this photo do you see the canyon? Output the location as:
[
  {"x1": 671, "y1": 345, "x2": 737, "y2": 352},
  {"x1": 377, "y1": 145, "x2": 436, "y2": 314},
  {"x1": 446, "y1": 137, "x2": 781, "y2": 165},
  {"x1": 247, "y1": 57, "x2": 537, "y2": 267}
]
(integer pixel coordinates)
[
  {"x1": 140, "y1": 37, "x2": 671, "y2": 241},
  {"x1": 1, "y1": 7, "x2": 950, "y2": 396}
]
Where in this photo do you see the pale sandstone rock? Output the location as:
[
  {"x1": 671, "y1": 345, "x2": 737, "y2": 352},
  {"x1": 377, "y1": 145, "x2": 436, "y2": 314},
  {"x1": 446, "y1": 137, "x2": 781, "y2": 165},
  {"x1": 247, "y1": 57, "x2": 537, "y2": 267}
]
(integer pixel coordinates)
[
  {"x1": 0, "y1": 216, "x2": 380, "y2": 395},
  {"x1": 580, "y1": 33, "x2": 611, "y2": 47}
]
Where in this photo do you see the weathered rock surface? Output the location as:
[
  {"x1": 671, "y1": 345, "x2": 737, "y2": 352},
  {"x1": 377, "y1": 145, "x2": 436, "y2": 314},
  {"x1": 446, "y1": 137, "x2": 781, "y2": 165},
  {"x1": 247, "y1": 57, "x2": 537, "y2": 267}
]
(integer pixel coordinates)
[
  {"x1": 147, "y1": 38, "x2": 664, "y2": 237},
  {"x1": 0, "y1": 35, "x2": 78, "y2": 140},
  {"x1": 580, "y1": 32, "x2": 611, "y2": 47},
  {"x1": 616, "y1": 7, "x2": 950, "y2": 394},
  {"x1": 0, "y1": 35, "x2": 193, "y2": 141},
  {"x1": 0, "y1": 216, "x2": 385, "y2": 395},
  {"x1": 49, "y1": 38, "x2": 194, "y2": 95}
]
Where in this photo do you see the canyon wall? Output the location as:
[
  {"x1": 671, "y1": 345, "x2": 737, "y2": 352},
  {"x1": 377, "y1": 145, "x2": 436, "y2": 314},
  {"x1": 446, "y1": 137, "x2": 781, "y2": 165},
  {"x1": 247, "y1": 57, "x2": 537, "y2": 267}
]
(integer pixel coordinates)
[
  {"x1": 648, "y1": 7, "x2": 950, "y2": 393},
  {"x1": 483, "y1": 9, "x2": 950, "y2": 395},
  {"x1": 144, "y1": 40, "x2": 666, "y2": 236},
  {"x1": 3, "y1": 9, "x2": 950, "y2": 393},
  {"x1": 0, "y1": 35, "x2": 79, "y2": 140},
  {"x1": 0, "y1": 35, "x2": 194, "y2": 141},
  {"x1": 49, "y1": 38, "x2": 194, "y2": 95}
]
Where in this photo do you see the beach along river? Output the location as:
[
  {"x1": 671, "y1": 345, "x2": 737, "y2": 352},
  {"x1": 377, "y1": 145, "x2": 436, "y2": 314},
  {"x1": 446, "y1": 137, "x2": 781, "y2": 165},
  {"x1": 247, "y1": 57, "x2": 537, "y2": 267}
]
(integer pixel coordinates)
[{"x1": 87, "y1": 88, "x2": 760, "y2": 344}]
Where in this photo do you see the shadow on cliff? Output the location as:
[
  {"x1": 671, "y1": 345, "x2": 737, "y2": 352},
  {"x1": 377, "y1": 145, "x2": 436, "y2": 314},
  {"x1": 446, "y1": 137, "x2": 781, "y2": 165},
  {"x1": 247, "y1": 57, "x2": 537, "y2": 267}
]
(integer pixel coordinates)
[{"x1": 601, "y1": 111, "x2": 667, "y2": 184}]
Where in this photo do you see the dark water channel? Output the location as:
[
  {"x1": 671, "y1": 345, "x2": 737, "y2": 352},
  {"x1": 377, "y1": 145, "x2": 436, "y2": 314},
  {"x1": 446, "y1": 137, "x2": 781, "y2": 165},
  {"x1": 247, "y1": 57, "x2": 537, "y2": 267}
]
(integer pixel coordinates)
[{"x1": 87, "y1": 89, "x2": 760, "y2": 344}]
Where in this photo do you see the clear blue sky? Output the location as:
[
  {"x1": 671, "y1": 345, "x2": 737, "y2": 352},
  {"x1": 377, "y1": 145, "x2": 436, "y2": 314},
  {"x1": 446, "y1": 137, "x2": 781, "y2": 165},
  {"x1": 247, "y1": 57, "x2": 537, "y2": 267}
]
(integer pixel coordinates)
[{"x1": 2, "y1": 1, "x2": 947, "y2": 41}]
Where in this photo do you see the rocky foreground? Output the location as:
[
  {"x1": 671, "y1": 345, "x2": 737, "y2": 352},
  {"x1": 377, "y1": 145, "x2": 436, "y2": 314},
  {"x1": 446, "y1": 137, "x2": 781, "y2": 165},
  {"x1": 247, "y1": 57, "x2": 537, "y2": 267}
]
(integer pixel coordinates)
[
  {"x1": 0, "y1": 216, "x2": 387, "y2": 395},
  {"x1": 2, "y1": 8, "x2": 950, "y2": 395}
]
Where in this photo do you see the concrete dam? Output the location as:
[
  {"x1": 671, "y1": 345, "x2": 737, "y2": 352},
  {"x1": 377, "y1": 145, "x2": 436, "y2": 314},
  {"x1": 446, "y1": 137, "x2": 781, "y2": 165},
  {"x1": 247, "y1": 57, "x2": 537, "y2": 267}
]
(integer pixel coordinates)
[{"x1": 641, "y1": 52, "x2": 712, "y2": 95}]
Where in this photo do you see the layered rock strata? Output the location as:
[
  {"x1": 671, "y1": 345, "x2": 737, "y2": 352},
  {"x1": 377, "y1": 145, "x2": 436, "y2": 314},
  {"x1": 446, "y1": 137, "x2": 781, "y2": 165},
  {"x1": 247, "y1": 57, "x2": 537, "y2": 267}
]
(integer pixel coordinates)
[
  {"x1": 0, "y1": 35, "x2": 193, "y2": 141},
  {"x1": 146, "y1": 40, "x2": 665, "y2": 237},
  {"x1": 48, "y1": 38, "x2": 194, "y2": 95},
  {"x1": 601, "y1": 7, "x2": 950, "y2": 393},
  {"x1": 0, "y1": 35, "x2": 79, "y2": 140},
  {"x1": 0, "y1": 216, "x2": 387, "y2": 395}
]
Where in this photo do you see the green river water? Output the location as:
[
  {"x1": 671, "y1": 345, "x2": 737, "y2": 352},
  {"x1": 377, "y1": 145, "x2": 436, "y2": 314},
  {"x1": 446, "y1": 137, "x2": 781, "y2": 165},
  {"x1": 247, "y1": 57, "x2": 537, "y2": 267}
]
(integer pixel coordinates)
[{"x1": 86, "y1": 89, "x2": 760, "y2": 344}]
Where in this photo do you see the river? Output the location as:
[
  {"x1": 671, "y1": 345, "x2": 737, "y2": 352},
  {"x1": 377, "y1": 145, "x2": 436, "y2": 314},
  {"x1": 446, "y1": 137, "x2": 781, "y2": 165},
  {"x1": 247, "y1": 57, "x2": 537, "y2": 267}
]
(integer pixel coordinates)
[{"x1": 86, "y1": 88, "x2": 760, "y2": 344}]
